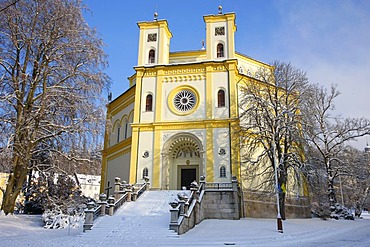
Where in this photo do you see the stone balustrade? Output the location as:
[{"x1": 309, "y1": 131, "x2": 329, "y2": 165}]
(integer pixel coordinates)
[
  {"x1": 169, "y1": 176, "x2": 241, "y2": 235},
  {"x1": 83, "y1": 177, "x2": 149, "y2": 232}
]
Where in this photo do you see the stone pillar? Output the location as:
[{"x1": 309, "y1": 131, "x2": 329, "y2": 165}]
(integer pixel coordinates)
[
  {"x1": 120, "y1": 180, "x2": 127, "y2": 191},
  {"x1": 184, "y1": 201, "x2": 189, "y2": 214},
  {"x1": 169, "y1": 201, "x2": 179, "y2": 232},
  {"x1": 191, "y1": 187, "x2": 198, "y2": 200},
  {"x1": 108, "y1": 196, "x2": 115, "y2": 216},
  {"x1": 144, "y1": 177, "x2": 150, "y2": 191},
  {"x1": 126, "y1": 185, "x2": 132, "y2": 202},
  {"x1": 194, "y1": 190, "x2": 201, "y2": 224},
  {"x1": 98, "y1": 193, "x2": 107, "y2": 216},
  {"x1": 114, "y1": 177, "x2": 121, "y2": 200},
  {"x1": 132, "y1": 186, "x2": 137, "y2": 201},
  {"x1": 146, "y1": 182, "x2": 151, "y2": 191},
  {"x1": 178, "y1": 200, "x2": 185, "y2": 216},
  {"x1": 177, "y1": 192, "x2": 188, "y2": 216},
  {"x1": 83, "y1": 201, "x2": 95, "y2": 232},
  {"x1": 232, "y1": 176, "x2": 240, "y2": 218},
  {"x1": 200, "y1": 175, "x2": 206, "y2": 190}
]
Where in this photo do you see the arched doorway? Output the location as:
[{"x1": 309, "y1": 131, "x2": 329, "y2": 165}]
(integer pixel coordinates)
[{"x1": 162, "y1": 133, "x2": 204, "y2": 190}]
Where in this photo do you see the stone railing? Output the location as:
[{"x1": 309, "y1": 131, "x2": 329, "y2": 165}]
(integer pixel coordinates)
[
  {"x1": 83, "y1": 177, "x2": 150, "y2": 232},
  {"x1": 169, "y1": 176, "x2": 240, "y2": 235}
]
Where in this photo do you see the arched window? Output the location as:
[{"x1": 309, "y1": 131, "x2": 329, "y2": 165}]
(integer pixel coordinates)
[
  {"x1": 142, "y1": 168, "x2": 149, "y2": 179},
  {"x1": 145, "y1": 94, "x2": 153, "y2": 111},
  {"x1": 217, "y1": 89, "x2": 225, "y2": 107},
  {"x1": 117, "y1": 126, "x2": 120, "y2": 143},
  {"x1": 220, "y1": 166, "x2": 226, "y2": 178},
  {"x1": 148, "y1": 49, "x2": 155, "y2": 63},
  {"x1": 127, "y1": 114, "x2": 133, "y2": 138},
  {"x1": 217, "y1": 43, "x2": 224, "y2": 58},
  {"x1": 124, "y1": 120, "x2": 129, "y2": 139}
]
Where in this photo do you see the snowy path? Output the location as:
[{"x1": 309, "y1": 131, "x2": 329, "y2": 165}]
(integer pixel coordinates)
[
  {"x1": 1, "y1": 191, "x2": 370, "y2": 246},
  {"x1": 48, "y1": 190, "x2": 181, "y2": 246}
]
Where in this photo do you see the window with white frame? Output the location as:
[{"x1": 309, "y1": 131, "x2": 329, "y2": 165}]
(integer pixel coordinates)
[
  {"x1": 142, "y1": 167, "x2": 149, "y2": 179},
  {"x1": 217, "y1": 89, "x2": 225, "y2": 107},
  {"x1": 220, "y1": 166, "x2": 226, "y2": 178}
]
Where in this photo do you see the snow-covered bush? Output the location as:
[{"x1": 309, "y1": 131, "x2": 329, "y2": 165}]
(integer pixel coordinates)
[
  {"x1": 330, "y1": 203, "x2": 354, "y2": 220},
  {"x1": 312, "y1": 202, "x2": 354, "y2": 220},
  {"x1": 42, "y1": 207, "x2": 85, "y2": 229},
  {"x1": 311, "y1": 202, "x2": 331, "y2": 220},
  {"x1": 22, "y1": 173, "x2": 92, "y2": 228}
]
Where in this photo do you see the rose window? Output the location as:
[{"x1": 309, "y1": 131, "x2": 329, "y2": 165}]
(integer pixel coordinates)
[{"x1": 173, "y1": 90, "x2": 196, "y2": 112}]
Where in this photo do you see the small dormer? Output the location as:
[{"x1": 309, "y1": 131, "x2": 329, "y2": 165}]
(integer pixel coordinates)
[
  {"x1": 203, "y1": 6, "x2": 236, "y2": 60},
  {"x1": 137, "y1": 13, "x2": 172, "y2": 66}
]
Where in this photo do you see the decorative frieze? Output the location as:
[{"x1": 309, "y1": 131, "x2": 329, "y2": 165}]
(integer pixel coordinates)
[
  {"x1": 213, "y1": 66, "x2": 226, "y2": 71},
  {"x1": 164, "y1": 68, "x2": 205, "y2": 75},
  {"x1": 146, "y1": 71, "x2": 157, "y2": 76},
  {"x1": 163, "y1": 74, "x2": 206, "y2": 83}
]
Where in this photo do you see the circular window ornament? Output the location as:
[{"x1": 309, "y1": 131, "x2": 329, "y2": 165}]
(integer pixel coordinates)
[
  {"x1": 218, "y1": 148, "x2": 226, "y2": 156},
  {"x1": 168, "y1": 86, "x2": 199, "y2": 115},
  {"x1": 173, "y1": 90, "x2": 196, "y2": 112}
]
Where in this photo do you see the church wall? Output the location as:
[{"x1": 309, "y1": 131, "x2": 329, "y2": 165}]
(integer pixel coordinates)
[
  {"x1": 212, "y1": 72, "x2": 229, "y2": 119},
  {"x1": 213, "y1": 128, "x2": 231, "y2": 182},
  {"x1": 141, "y1": 29, "x2": 159, "y2": 65},
  {"x1": 106, "y1": 151, "x2": 131, "y2": 194},
  {"x1": 208, "y1": 22, "x2": 229, "y2": 59},
  {"x1": 141, "y1": 77, "x2": 156, "y2": 123},
  {"x1": 239, "y1": 144, "x2": 270, "y2": 190},
  {"x1": 136, "y1": 131, "x2": 154, "y2": 183},
  {"x1": 162, "y1": 79, "x2": 206, "y2": 121},
  {"x1": 169, "y1": 51, "x2": 207, "y2": 64},
  {"x1": 109, "y1": 102, "x2": 134, "y2": 147},
  {"x1": 236, "y1": 57, "x2": 263, "y2": 78}
]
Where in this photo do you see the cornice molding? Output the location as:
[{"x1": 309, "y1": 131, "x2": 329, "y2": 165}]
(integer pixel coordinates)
[
  {"x1": 103, "y1": 137, "x2": 132, "y2": 155},
  {"x1": 107, "y1": 147, "x2": 131, "y2": 161},
  {"x1": 131, "y1": 119, "x2": 239, "y2": 131}
]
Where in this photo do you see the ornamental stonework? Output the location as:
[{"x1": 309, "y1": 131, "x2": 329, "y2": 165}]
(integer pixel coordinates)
[
  {"x1": 164, "y1": 68, "x2": 205, "y2": 75},
  {"x1": 173, "y1": 90, "x2": 197, "y2": 112},
  {"x1": 147, "y1": 33, "x2": 157, "y2": 42},
  {"x1": 163, "y1": 74, "x2": 205, "y2": 83},
  {"x1": 215, "y1": 26, "x2": 225, "y2": 36}
]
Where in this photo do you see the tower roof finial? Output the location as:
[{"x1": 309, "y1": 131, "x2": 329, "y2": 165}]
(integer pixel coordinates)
[
  {"x1": 154, "y1": 5, "x2": 158, "y2": 21},
  {"x1": 218, "y1": 5, "x2": 223, "y2": 14}
]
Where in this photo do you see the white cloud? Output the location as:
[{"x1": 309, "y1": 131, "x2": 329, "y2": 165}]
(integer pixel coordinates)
[{"x1": 271, "y1": 0, "x2": 370, "y2": 123}]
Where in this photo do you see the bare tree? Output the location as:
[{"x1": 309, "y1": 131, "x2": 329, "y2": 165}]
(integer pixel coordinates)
[
  {"x1": 340, "y1": 146, "x2": 370, "y2": 216},
  {"x1": 0, "y1": 0, "x2": 20, "y2": 13},
  {"x1": 302, "y1": 84, "x2": 370, "y2": 211},
  {"x1": 0, "y1": 0, "x2": 109, "y2": 214},
  {"x1": 239, "y1": 61, "x2": 309, "y2": 219}
]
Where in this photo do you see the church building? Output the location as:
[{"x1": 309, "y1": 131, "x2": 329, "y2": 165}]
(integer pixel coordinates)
[{"x1": 101, "y1": 7, "x2": 310, "y2": 218}]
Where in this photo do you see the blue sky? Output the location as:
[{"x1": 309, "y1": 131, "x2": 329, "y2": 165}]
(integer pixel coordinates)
[{"x1": 83, "y1": 0, "x2": 370, "y2": 146}]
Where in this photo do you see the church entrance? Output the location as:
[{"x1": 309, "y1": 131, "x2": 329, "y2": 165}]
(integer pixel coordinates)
[
  {"x1": 162, "y1": 133, "x2": 204, "y2": 190},
  {"x1": 178, "y1": 166, "x2": 198, "y2": 190}
]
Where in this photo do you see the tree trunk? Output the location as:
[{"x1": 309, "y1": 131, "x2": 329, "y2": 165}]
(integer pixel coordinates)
[
  {"x1": 327, "y1": 178, "x2": 337, "y2": 209},
  {"x1": 1, "y1": 156, "x2": 29, "y2": 214},
  {"x1": 279, "y1": 192, "x2": 286, "y2": 220}
]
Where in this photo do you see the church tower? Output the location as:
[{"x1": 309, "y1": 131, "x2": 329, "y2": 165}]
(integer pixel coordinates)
[
  {"x1": 203, "y1": 5, "x2": 236, "y2": 60},
  {"x1": 137, "y1": 12, "x2": 172, "y2": 66}
]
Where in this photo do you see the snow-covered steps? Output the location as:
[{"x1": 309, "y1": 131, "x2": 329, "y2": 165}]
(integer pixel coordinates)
[{"x1": 59, "y1": 190, "x2": 181, "y2": 246}]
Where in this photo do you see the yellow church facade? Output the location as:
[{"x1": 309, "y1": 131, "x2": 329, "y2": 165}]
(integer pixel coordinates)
[{"x1": 101, "y1": 10, "x2": 310, "y2": 218}]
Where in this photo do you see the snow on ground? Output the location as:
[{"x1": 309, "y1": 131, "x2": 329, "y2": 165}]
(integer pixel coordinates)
[{"x1": 0, "y1": 191, "x2": 369, "y2": 247}]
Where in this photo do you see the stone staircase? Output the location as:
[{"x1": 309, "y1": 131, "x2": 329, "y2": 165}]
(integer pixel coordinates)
[{"x1": 63, "y1": 190, "x2": 183, "y2": 246}]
